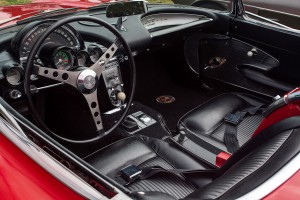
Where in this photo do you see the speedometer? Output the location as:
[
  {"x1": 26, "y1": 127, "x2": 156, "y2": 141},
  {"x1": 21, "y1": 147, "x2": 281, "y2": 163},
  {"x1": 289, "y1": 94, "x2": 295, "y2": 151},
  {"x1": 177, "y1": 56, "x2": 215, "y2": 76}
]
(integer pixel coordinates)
[{"x1": 13, "y1": 21, "x2": 82, "y2": 64}]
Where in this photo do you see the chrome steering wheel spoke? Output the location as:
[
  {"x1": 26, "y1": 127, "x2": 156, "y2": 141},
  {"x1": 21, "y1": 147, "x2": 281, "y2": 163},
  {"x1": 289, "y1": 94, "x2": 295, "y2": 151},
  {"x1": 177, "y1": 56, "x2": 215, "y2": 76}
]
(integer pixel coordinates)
[
  {"x1": 83, "y1": 90, "x2": 104, "y2": 132},
  {"x1": 37, "y1": 66, "x2": 80, "y2": 88},
  {"x1": 89, "y1": 39, "x2": 120, "y2": 75}
]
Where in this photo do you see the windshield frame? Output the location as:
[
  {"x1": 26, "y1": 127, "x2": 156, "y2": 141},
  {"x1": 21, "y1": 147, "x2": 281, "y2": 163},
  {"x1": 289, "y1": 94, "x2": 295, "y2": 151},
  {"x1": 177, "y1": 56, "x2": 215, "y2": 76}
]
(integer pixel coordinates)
[{"x1": 236, "y1": 0, "x2": 300, "y2": 34}]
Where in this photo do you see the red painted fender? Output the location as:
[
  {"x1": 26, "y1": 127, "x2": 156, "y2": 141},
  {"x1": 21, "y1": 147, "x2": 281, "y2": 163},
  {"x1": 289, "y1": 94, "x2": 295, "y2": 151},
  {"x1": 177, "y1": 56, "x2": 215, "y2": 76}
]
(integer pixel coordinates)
[
  {"x1": 264, "y1": 170, "x2": 300, "y2": 200},
  {"x1": 0, "y1": 133, "x2": 85, "y2": 200}
]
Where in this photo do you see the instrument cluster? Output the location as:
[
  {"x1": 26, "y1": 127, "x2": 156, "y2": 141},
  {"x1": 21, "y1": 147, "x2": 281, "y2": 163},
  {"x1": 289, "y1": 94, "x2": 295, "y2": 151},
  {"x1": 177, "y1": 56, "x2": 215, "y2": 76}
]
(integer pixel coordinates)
[
  {"x1": 41, "y1": 43, "x2": 106, "y2": 71},
  {"x1": 0, "y1": 20, "x2": 126, "y2": 107},
  {"x1": 4, "y1": 21, "x2": 108, "y2": 87}
]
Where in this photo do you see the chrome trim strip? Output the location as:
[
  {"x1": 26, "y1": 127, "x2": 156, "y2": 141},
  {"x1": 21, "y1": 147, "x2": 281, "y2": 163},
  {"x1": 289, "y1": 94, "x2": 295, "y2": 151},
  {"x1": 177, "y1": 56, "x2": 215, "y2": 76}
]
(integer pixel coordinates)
[
  {"x1": 0, "y1": 117, "x2": 106, "y2": 200},
  {"x1": 238, "y1": 153, "x2": 300, "y2": 200}
]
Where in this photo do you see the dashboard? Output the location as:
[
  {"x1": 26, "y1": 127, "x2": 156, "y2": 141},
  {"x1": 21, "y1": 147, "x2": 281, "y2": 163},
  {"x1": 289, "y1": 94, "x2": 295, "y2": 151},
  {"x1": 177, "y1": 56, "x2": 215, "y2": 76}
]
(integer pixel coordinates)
[
  {"x1": 1, "y1": 20, "x2": 127, "y2": 107},
  {"x1": 0, "y1": 4, "x2": 217, "y2": 110}
]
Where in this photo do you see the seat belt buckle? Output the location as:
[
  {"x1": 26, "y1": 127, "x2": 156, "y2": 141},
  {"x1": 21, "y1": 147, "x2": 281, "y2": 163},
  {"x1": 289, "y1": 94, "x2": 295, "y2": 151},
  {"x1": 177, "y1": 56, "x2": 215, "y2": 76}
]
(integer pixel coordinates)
[
  {"x1": 120, "y1": 165, "x2": 142, "y2": 184},
  {"x1": 224, "y1": 113, "x2": 243, "y2": 125}
]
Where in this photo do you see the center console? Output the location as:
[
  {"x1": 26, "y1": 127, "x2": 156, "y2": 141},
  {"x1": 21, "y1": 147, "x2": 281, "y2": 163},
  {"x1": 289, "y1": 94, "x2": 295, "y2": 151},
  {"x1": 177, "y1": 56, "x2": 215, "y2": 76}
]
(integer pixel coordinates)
[
  {"x1": 102, "y1": 57, "x2": 125, "y2": 107},
  {"x1": 170, "y1": 129, "x2": 230, "y2": 168}
]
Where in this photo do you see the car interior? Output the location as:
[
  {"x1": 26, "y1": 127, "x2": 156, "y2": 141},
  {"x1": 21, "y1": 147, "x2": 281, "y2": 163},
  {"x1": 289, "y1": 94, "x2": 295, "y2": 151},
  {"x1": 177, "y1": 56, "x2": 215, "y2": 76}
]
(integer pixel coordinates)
[{"x1": 1, "y1": 1, "x2": 300, "y2": 199}]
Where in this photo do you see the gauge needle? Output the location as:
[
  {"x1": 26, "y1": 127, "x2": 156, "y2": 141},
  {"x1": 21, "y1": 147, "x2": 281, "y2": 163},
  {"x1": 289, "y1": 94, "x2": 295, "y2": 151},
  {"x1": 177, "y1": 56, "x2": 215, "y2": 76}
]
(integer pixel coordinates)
[{"x1": 56, "y1": 59, "x2": 63, "y2": 66}]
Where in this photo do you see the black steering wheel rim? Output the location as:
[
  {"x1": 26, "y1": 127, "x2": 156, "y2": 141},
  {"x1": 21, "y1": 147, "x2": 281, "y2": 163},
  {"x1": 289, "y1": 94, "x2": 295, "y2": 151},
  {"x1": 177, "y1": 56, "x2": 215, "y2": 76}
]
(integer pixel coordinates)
[{"x1": 24, "y1": 16, "x2": 136, "y2": 143}]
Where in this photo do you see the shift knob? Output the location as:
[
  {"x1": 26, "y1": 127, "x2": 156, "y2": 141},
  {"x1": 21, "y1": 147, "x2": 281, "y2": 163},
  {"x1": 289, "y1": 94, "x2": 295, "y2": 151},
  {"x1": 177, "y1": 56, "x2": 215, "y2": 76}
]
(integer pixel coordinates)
[{"x1": 117, "y1": 91, "x2": 126, "y2": 101}]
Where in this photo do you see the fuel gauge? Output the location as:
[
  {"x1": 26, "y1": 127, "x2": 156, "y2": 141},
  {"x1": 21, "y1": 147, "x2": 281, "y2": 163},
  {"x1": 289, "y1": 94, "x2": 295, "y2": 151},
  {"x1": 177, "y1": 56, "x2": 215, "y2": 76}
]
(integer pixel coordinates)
[
  {"x1": 77, "y1": 51, "x2": 90, "y2": 67},
  {"x1": 88, "y1": 45, "x2": 103, "y2": 63}
]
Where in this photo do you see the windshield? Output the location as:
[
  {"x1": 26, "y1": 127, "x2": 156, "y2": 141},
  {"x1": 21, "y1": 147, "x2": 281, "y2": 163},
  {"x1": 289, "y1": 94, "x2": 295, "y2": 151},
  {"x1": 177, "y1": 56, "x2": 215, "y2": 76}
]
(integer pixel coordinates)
[{"x1": 0, "y1": 0, "x2": 231, "y2": 28}]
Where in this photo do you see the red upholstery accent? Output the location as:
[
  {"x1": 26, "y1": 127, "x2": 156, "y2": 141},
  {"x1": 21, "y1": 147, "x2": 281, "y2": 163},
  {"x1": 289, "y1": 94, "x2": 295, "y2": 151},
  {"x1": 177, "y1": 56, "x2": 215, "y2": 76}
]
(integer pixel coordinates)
[
  {"x1": 253, "y1": 88, "x2": 300, "y2": 137},
  {"x1": 215, "y1": 152, "x2": 231, "y2": 167}
]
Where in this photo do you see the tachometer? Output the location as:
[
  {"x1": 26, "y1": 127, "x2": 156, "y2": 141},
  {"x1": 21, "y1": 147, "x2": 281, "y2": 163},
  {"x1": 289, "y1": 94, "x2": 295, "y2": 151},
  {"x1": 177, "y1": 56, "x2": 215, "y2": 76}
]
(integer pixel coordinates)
[{"x1": 53, "y1": 48, "x2": 74, "y2": 70}]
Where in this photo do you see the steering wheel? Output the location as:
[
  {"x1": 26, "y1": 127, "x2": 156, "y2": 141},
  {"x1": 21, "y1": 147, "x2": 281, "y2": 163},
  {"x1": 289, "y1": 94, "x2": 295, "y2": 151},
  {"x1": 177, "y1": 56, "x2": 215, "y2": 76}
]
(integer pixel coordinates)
[{"x1": 24, "y1": 16, "x2": 136, "y2": 143}]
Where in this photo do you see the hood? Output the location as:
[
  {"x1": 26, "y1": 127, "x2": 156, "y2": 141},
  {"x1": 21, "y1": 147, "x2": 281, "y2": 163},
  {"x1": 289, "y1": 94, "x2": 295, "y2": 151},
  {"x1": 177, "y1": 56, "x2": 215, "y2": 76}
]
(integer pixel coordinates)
[{"x1": 0, "y1": 0, "x2": 111, "y2": 28}]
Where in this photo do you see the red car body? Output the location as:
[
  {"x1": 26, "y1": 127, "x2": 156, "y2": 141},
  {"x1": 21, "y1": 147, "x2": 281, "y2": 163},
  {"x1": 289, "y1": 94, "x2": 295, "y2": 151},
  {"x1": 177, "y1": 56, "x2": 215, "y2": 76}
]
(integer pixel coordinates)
[
  {"x1": 0, "y1": 0, "x2": 112, "y2": 28},
  {"x1": 0, "y1": 133, "x2": 85, "y2": 200},
  {"x1": 0, "y1": 0, "x2": 300, "y2": 199}
]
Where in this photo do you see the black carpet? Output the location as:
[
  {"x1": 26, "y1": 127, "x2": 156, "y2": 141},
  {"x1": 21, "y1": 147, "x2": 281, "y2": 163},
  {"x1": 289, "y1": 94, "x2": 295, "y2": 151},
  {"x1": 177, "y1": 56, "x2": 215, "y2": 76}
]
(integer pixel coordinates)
[{"x1": 134, "y1": 52, "x2": 222, "y2": 131}]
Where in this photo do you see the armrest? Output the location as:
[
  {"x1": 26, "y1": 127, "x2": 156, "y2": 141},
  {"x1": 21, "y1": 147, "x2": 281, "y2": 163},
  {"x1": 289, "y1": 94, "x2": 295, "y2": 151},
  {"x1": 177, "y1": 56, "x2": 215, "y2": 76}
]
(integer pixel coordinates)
[{"x1": 239, "y1": 67, "x2": 295, "y2": 92}]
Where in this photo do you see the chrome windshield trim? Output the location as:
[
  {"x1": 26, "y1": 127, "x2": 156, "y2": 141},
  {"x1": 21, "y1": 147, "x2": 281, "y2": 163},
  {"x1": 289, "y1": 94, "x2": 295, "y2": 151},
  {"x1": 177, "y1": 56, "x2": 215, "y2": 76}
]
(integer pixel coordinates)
[
  {"x1": 238, "y1": 152, "x2": 300, "y2": 200},
  {"x1": 0, "y1": 117, "x2": 106, "y2": 200}
]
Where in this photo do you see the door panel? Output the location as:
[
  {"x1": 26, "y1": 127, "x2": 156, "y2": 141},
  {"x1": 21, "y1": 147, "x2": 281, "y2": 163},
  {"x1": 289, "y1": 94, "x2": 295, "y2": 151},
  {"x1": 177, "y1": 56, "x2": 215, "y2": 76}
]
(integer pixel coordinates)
[
  {"x1": 231, "y1": 18, "x2": 300, "y2": 87},
  {"x1": 184, "y1": 32, "x2": 288, "y2": 97}
]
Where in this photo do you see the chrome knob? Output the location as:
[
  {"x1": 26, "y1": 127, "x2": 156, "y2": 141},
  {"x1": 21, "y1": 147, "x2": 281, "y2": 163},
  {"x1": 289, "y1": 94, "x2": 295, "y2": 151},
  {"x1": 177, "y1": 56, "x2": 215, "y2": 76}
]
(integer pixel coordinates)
[
  {"x1": 9, "y1": 89, "x2": 22, "y2": 99},
  {"x1": 117, "y1": 91, "x2": 126, "y2": 101}
]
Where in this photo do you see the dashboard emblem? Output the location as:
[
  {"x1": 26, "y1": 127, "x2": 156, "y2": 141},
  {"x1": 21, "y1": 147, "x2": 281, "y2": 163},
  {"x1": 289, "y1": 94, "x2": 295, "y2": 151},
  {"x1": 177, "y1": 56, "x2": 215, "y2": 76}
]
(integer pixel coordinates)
[
  {"x1": 156, "y1": 95, "x2": 175, "y2": 104},
  {"x1": 77, "y1": 69, "x2": 98, "y2": 93},
  {"x1": 83, "y1": 75, "x2": 96, "y2": 89}
]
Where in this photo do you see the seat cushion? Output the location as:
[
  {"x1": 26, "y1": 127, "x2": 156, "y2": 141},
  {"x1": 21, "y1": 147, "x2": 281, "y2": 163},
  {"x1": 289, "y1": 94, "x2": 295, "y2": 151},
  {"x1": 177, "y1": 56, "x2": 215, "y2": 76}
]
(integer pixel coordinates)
[
  {"x1": 178, "y1": 93, "x2": 269, "y2": 149},
  {"x1": 84, "y1": 120, "x2": 300, "y2": 200},
  {"x1": 84, "y1": 136, "x2": 212, "y2": 199}
]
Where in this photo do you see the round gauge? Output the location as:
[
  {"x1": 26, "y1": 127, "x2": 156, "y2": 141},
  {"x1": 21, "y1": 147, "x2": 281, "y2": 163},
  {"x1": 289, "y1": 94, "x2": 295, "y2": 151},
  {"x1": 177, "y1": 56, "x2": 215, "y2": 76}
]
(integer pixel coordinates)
[
  {"x1": 77, "y1": 51, "x2": 89, "y2": 67},
  {"x1": 6, "y1": 68, "x2": 23, "y2": 85},
  {"x1": 88, "y1": 45, "x2": 103, "y2": 63},
  {"x1": 17, "y1": 23, "x2": 81, "y2": 63},
  {"x1": 53, "y1": 49, "x2": 74, "y2": 70}
]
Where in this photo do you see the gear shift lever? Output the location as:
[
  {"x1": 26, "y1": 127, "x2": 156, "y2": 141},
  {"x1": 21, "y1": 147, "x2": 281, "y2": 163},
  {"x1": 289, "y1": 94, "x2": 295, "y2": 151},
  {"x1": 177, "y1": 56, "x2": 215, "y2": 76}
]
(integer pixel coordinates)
[{"x1": 122, "y1": 116, "x2": 139, "y2": 132}]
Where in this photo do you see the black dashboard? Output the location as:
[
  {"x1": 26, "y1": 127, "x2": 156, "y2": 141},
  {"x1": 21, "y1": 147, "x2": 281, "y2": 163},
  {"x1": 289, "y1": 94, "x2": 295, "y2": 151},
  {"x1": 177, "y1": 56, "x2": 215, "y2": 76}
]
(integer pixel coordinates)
[{"x1": 0, "y1": 4, "x2": 220, "y2": 109}]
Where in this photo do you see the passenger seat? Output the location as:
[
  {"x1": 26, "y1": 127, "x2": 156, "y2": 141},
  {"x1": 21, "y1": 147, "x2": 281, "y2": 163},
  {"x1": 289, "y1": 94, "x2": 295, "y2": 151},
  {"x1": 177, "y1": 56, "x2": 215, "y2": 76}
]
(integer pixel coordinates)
[{"x1": 178, "y1": 93, "x2": 270, "y2": 153}]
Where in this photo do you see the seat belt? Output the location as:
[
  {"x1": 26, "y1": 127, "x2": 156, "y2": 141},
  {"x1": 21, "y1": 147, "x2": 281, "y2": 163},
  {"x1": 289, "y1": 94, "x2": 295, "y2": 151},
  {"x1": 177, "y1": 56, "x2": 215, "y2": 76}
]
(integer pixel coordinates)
[
  {"x1": 217, "y1": 116, "x2": 300, "y2": 177},
  {"x1": 115, "y1": 165, "x2": 216, "y2": 186},
  {"x1": 224, "y1": 105, "x2": 264, "y2": 153}
]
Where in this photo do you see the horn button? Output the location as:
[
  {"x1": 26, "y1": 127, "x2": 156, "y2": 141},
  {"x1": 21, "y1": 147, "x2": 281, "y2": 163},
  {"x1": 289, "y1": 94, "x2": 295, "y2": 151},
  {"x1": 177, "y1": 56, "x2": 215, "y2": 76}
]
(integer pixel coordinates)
[{"x1": 77, "y1": 69, "x2": 99, "y2": 93}]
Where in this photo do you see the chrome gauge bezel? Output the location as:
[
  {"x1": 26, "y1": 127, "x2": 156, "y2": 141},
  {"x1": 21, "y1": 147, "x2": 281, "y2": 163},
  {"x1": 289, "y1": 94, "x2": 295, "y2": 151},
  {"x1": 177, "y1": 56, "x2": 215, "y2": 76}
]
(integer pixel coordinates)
[
  {"x1": 18, "y1": 22, "x2": 82, "y2": 64},
  {"x1": 87, "y1": 45, "x2": 103, "y2": 63},
  {"x1": 52, "y1": 47, "x2": 75, "y2": 70},
  {"x1": 77, "y1": 50, "x2": 90, "y2": 67},
  {"x1": 5, "y1": 67, "x2": 24, "y2": 86}
]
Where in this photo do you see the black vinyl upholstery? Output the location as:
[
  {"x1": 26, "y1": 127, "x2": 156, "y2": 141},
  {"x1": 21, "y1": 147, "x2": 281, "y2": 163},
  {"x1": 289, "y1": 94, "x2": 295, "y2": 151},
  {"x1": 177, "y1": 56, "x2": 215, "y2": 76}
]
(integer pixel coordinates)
[
  {"x1": 85, "y1": 126, "x2": 300, "y2": 199},
  {"x1": 186, "y1": 130, "x2": 293, "y2": 199},
  {"x1": 128, "y1": 157, "x2": 196, "y2": 199},
  {"x1": 85, "y1": 136, "x2": 210, "y2": 199},
  {"x1": 178, "y1": 93, "x2": 269, "y2": 150},
  {"x1": 84, "y1": 93, "x2": 300, "y2": 200}
]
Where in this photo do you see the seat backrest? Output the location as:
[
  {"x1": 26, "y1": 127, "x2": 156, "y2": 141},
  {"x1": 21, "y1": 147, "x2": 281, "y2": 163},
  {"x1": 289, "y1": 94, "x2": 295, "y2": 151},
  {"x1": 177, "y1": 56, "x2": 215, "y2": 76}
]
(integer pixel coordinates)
[{"x1": 185, "y1": 117, "x2": 300, "y2": 199}]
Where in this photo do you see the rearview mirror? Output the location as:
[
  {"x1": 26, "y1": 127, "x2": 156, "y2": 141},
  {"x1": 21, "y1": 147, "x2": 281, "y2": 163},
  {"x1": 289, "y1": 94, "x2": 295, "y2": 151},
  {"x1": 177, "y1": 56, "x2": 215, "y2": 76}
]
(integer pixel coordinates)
[{"x1": 106, "y1": 1, "x2": 147, "y2": 18}]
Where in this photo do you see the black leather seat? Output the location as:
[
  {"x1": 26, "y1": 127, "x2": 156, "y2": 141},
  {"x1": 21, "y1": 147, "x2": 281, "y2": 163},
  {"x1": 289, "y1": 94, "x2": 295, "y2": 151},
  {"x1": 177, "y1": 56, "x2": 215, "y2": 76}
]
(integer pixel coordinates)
[
  {"x1": 85, "y1": 121, "x2": 300, "y2": 200},
  {"x1": 85, "y1": 136, "x2": 211, "y2": 199},
  {"x1": 178, "y1": 93, "x2": 269, "y2": 152}
]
